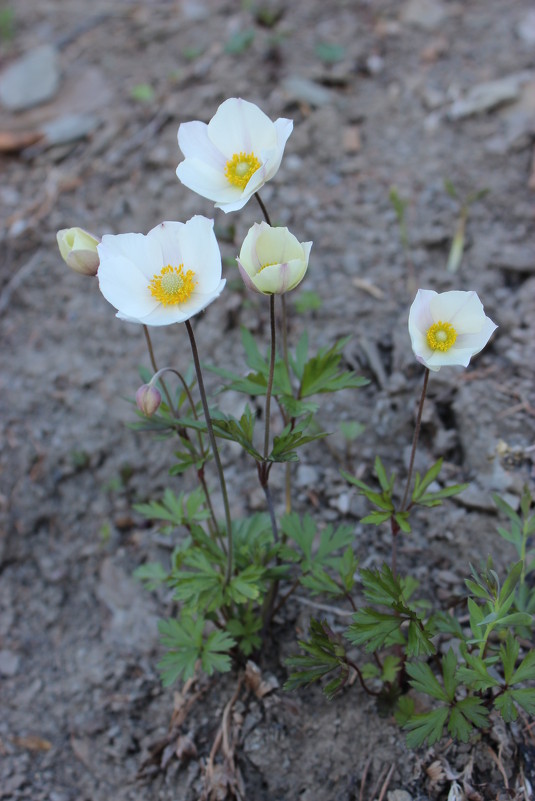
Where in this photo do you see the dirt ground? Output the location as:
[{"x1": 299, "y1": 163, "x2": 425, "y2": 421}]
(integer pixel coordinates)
[{"x1": 1, "y1": 1, "x2": 534, "y2": 799}]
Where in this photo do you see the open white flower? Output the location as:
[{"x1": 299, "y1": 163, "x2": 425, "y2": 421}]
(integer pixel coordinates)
[
  {"x1": 408, "y1": 289, "x2": 497, "y2": 371},
  {"x1": 57, "y1": 227, "x2": 100, "y2": 276},
  {"x1": 97, "y1": 216, "x2": 225, "y2": 327},
  {"x1": 176, "y1": 98, "x2": 293, "y2": 213},
  {"x1": 237, "y1": 222, "x2": 312, "y2": 295}
]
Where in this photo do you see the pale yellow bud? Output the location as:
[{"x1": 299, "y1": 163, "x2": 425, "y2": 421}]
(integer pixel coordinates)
[{"x1": 57, "y1": 227, "x2": 100, "y2": 276}]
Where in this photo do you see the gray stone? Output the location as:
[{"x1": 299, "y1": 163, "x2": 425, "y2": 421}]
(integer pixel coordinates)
[
  {"x1": 282, "y1": 76, "x2": 334, "y2": 108},
  {"x1": 0, "y1": 44, "x2": 60, "y2": 111},
  {"x1": 401, "y1": 0, "x2": 448, "y2": 31},
  {"x1": 42, "y1": 113, "x2": 99, "y2": 146},
  {"x1": 516, "y1": 10, "x2": 535, "y2": 46},
  {"x1": 0, "y1": 648, "x2": 20, "y2": 677},
  {"x1": 296, "y1": 464, "x2": 319, "y2": 488},
  {"x1": 388, "y1": 791, "x2": 414, "y2": 801},
  {"x1": 448, "y1": 72, "x2": 532, "y2": 120}
]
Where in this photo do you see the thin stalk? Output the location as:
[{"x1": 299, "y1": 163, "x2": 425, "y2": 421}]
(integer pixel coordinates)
[
  {"x1": 281, "y1": 295, "x2": 292, "y2": 514},
  {"x1": 391, "y1": 367, "x2": 430, "y2": 577},
  {"x1": 254, "y1": 191, "x2": 272, "y2": 226},
  {"x1": 400, "y1": 367, "x2": 430, "y2": 512},
  {"x1": 142, "y1": 325, "x2": 174, "y2": 412},
  {"x1": 185, "y1": 320, "x2": 233, "y2": 584},
  {"x1": 148, "y1": 365, "x2": 219, "y2": 538},
  {"x1": 263, "y1": 294, "x2": 277, "y2": 461}
]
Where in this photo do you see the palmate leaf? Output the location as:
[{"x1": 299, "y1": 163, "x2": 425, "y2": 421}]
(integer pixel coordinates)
[
  {"x1": 404, "y1": 707, "x2": 449, "y2": 748},
  {"x1": 405, "y1": 660, "x2": 448, "y2": 702},
  {"x1": 346, "y1": 608, "x2": 405, "y2": 652},
  {"x1": 299, "y1": 336, "x2": 368, "y2": 397},
  {"x1": 494, "y1": 688, "x2": 535, "y2": 722},
  {"x1": 511, "y1": 648, "x2": 535, "y2": 685},
  {"x1": 269, "y1": 417, "x2": 329, "y2": 462},
  {"x1": 284, "y1": 619, "x2": 348, "y2": 697},
  {"x1": 448, "y1": 697, "x2": 489, "y2": 742},
  {"x1": 134, "y1": 486, "x2": 211, "y2": 527},
  {"x1": 210, "y1": 406, "x2": 262, "y2": 460},
  {"x1": 157, "y1": 617, "x2": 236, "y2": 685},
  {"x1": 134, "y1": 561, "x2": 168, "y2": 590}
]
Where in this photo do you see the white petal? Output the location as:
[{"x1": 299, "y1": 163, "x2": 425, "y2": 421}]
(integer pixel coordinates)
[
  {"x1": 430, "y1": 290, "x2": 485, "y2": 333},
  {"x1": 178, "y1": 120, "x2": 226, "y2": 170},
  {"x1": 408, "y1": 325, "x2": 433, "y2": 364},
  {"x1": 97, "y1": 251, "x2": 158, "y2": 318},
  {"x1": 207, "y1": 98, "x2": 277, "y2": 156},
  {"x1": 262, "y1": 117, "x2": 293, "y2": 180},
  {"x1": 97, "y1": 234, "x2": 162, "y2": 277},
  {"x1": 408, "y1": 289, "x2": 436, "y2": 340},
  {"x1": 177, "y1": 158, "x2": 240, "y2": 203},
  {"x1": 147, "y1": 221, "x2": 184, "y2": 268},
  {"x1": 179, "y1": 216, "x2": 222, "y2": 293},
  {"x1": 455, "y1": 317, "x2": 498, "y2": 356}
]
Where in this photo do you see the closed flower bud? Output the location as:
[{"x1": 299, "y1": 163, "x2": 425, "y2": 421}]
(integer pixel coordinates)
[
  {"x1": 57, "y1": 227, "x2": 100, "y2": 276},
  {"x1": 135, "y1": 384, "x2": 162, "y2": 416},
  {"x1": 237, "y1": 222, "x2": 312, "y2": 295}
]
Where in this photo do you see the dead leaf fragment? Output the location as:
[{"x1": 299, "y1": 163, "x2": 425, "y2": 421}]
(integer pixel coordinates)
[
  {"x1": 12, "y1": 735, "x2": 52, "y2": 752},
  {"x1": 352, "y1": 277, "x2": 384, "y2": 299},
  {"x1": 244, "y1": 660, "x2": 280, "y2": 698},
  {"x1": 0, "y1": 130, "x2": 44, "y2": 153}
]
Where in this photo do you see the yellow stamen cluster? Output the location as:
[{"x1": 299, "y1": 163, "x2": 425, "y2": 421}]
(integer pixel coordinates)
[
  {"x1": 225, "y1": 151, "x2": 261, "y2": 189},
  {"x1": 426, "y1": 320, "x2": 457, "y2": 352},
  {"x1": 258, "y1": 261, "x2": 278, "y2": 273},
  {"x1": 148, "y1": 264, "x2": 196, "y2": 306}
]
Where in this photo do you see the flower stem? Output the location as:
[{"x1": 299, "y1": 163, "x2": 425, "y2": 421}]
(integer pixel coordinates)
[
  {"x1": 254, "y1": 191, "x2": 272, "y2": 226},
  {"x1": 185, "y1": 320, "x2": 233, "y2": 584},
  {"x1": 263, "y1": 294, "x2": 277, "y2": 461},
  {"x1": 143, "y1": 325, "x2": 174, "y2": 411},
  {"x1": 400, "y1": 367, "x2": 430, "y2": 512}
]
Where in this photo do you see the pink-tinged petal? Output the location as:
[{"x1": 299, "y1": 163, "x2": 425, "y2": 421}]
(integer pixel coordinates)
[
  {"x1": 408, "y1": 325, "x2": 432, "y2": 365},
  {"x1": 253, "y1": 259, "x2": 307, "y2": 294},
  {"x1": 178, "y1": 120, "x2": 226, "y2": 170},
  {"x1": 97, "y1": 251, "x2": 158, "y2": 318},
  {"x1": 429, "y1": 290, "x2": 485, "y2": 333},
  {"x1": 408, "y1": 289, "x2": 436, "y2": 339},
  {"x1": 177, "y1": 158, "x2": 240, "y2": 203},
  {"x1": 237, "y1": 259, "x2": 262, "y2": 293},
  {"x1": 207, "y1": 98, "x2": 277, "y2": 156}
]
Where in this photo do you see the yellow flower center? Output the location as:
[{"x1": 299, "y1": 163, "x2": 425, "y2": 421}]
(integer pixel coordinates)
[
  {"x1": 148, "y1": 264, "x2": 196, "y2": 306},
  {"x1": 426, "y1": 321, "x2": 457, "y2": 352},
  {"x1": 225, "y1": 151, "x2": 261, "y2": 189}
]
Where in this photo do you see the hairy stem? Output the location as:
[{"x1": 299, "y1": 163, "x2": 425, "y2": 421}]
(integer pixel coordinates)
[
  {"x1": 142, "y1": 325, "x2": 175, "y2": 411},
  {"x1": 185, "y1": 320, "x2": 233, "y2": 584},
  {"x1": 400, "y1": 367, "x2": 430, "y2": 512}
]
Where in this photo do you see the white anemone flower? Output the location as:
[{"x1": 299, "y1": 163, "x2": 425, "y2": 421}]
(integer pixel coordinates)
[
  {"x1": 408, "y1": 289, "x2": 497, "y2": 371},
  {"x1": 237, "y1": 222, "x2": 312, "y2": 295},
  {"x1": 97, "y1": 216, "x2": 225, "y2": 327},
  {"x1": 176, "y1": 98, "x2": 293, "y2": 213}
]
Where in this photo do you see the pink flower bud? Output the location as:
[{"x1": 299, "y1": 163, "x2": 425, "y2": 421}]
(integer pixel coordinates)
[{"x1": 135, "y1": 384, "x2": 162, "y2": 416}]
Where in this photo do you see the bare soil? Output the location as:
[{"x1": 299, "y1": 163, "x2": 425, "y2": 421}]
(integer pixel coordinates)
[{"x1": 1, "y1": 1, "x2": 534, "y2": 799}]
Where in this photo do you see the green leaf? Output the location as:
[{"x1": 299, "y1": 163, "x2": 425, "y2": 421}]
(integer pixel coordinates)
[
  {"x1": 360, "y1": 511, "x2": 392, "y2": 525},
  {"x1": 134, "y1": 561, "x2": 168, "y2": 590},
  {"x1": 494, "y1": 690, "x2": 518, "y2": 722},
  {"x1": 374, "y1": 456, "x2": 391, "y2": 492},
  {"x1": 405, "y1": 661, "x2": 448, "y2": 702},
  {"x1": 225, "y1": 28, "x2": 255, "y2": 54},
  {"x1": 382, "y1": 655, "x2": 401, "y2": 684},
  {"x1": 130, "y1": 83, "x2": 155, "y2": 102},
  {"x1": 299, "y1": 337, "x2": 368, "y2": 398},
  {"x1": 412, "y1": 459, "x2": 443, "y2": 501},
  {"x1": 492, "y1": 493, "x2": 521, "y2": 526},
  {"x1": 346, "y1": 609, "x2": 405, "y2": 652},
  {"x1": 269, "y1": 417, "x2": 329, "y2": 462},
  {"x1": 511, "y1": 649, "x2": 535, "y2": 685},
  {"x1": 457, "y1": 650, "x2": 499, "y2": 691},
  {"x1": 315, "y1": 42, "x2": 346, "y2": 63},
  {"x1": 441, "y1": 649, "x2": 459, "y2": 702},
  {"x1": 448, "y1": 696, "x2": 489, "y2": 742},
  {"x1": 201, "y1": 630, "x2": 236, "y2": 675},
  {"x1": 511, "y1": 687, "x2": 535, "y2": 716},
  {"x1": 404, "y1": 707, "x2": 449, "y2": 748}
]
